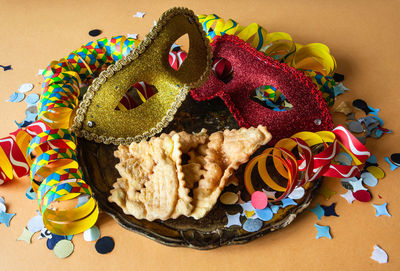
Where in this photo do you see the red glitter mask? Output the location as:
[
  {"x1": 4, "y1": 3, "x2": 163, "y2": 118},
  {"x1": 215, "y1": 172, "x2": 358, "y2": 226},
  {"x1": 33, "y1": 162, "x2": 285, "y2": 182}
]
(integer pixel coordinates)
[{"x1": 191, "y1": 35, "x2": 333, "y2": 143}]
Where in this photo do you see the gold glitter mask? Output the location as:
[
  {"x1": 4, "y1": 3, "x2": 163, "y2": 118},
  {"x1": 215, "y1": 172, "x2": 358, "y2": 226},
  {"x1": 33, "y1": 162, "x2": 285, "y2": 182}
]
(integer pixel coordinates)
[{"x1": 72, "y1": 7, "x2": 212, "y2": 145}]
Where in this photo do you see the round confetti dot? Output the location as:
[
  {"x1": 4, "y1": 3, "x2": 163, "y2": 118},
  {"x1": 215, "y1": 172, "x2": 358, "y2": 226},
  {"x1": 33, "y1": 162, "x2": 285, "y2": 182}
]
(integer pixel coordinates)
[
  {"x1": 366, "y1": 166, "x2": 385, "y2": 179},
  {"x1": 27, "y1": 215, "x2": 44, "y2": 233},
  {"x1": 89, "y1": 29, "x2": 102, "y2": 37},
  {"x1": 361, "y1": 172, "x2": 378, "y2": 187},
  {"x1": 18, "y1": 83, "x2": 34, "y2": 93},
  {"x1": 83, "y1": 225, "x2": 100, "y2": 241},
  {"x1": 47, "y1": 234, "x2": 67, "y2": 250},
  {"x1": 53, "y1": 239, "x2": 74, "y2": 258},
  {"x1": 25, "y1": 93, "x2": 40, "y2": 105},
  {"x1": 255, "y1": 207, "x2": 273, "y2": 222},
  {"x1": 348, "y1": 121, "x2": 364, "y2": 133},
  {"x1": 219, "y1": 192, "x2": 238, "y2": 205},
  {"x1": 242, "y1": 218, "x2": 263, "y2": 232},
  {"x1": 251, "y1": 191, "x2": 268, "y2": 210},
  {"x1": 352, "y1": 190, "x2": 372, "y2": 202},
  {"x1": 95, "y1": 236, "x2": 115, "y2": 254},
  {"x1": 390, "y1": 153, "x2": 400, "y2": 165},
  {"x1": 288, "y1": 186, "x2": 305, "y2": 200},
  {"x1": 7, "y1": 92, "x2": 25, "y2": 103},
  {"x1": 334, "y1": 152, "x2": 353, "y2": 165}
]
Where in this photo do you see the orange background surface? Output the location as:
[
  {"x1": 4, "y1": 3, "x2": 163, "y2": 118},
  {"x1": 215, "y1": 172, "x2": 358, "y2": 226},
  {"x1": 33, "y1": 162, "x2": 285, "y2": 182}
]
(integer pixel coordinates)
[{"x1": 0, "y1": 0, "x2": 399, "y2": 270}]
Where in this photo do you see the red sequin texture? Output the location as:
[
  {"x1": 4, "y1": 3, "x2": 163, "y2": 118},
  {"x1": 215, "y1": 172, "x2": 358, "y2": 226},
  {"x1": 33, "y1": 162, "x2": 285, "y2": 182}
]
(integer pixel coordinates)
[{"x1": 191, "y1": 35, "x2": 333, "y2": 144}]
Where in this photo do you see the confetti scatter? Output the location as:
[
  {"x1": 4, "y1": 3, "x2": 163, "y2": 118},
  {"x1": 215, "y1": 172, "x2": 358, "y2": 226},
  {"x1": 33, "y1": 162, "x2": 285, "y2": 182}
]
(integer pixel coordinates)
[
  {"x1": 314, "y1": 224, "x2": 332, "y2": 239},
  {"x1": 352, "y1": 190, "x2": 372, "y2": 202},
  {"x1": 47, "y1": 234, "x2": 69, "y2": 250},
  {"x1": 127, "y1": 33, "x2": 138, "y2": 39},
  {"x1": 243, "y1": 218, "x2": 263, "y2": 232},
  {"x1": 255, "y1": 206, "x2": 273, "y2": 222},
  {"x1": 25, "y1": 93, "x2": 40, "y2": 105},
  {"x1": 251, "y1": 191, "x2": 268, "y2": 209},
  {"x1": 132, "y1": 11, "x2": 146, "y2": 18},
  {"x1": 6, "y1": 92, "x2": 25, "y2": 103},
  {"x1": 38, "y1": 228, "x2": 52, "y2": 240},
  {"x1": 88, "y1": 29, "x2": 102, "y2": 37},
  {"x1": 225, "y1": 213, "x2": 242, "y2": 227},
  {"x1": 310, "y1": 204, "x2": 324, "y2": 220},
  {"x1": 288, "y1": 186, "x2": 305, "y2": 200},
  {"x1": 372, "y1": 203, "x2": 391, "y2": 217},
  {"x1": 54, "y1": 240, "x2": 74, "y2": 258},
  {"x1": 321, "y1": 203, "x2": 339, "y2": 217},
  {"x1": 83, "y1": 225, "x2": 100, "y2": 241},
  {"x1": 36, "y1": 69, "x2": 44, "y2": 76},
  {"x1": 27, "y1": 214, "x2": 44, "y2": 233},
  {"x1": 95, "y1": 236, "x2": 115, "y2": 254},
  {"x1": 371, "y1": 245, "x2": 388, "y2": 264},
  {"x1": 385, "y1": 157, "x2": 399, "y2": 171},
  {"x1": 319, "y1": 184, "x2": 337, "y2": 200},
  {"x1": 340, "y1": 190, "x2": 355, "y2": 204},
  {"x1": 219, "y1": 191, "x2": 238, "y2": 205},
  {"x1": 0, "y1": 64, "x2": 12, "y2": 71},
  {"x1": 17, "y1": 227, "x2": 34, "y2": 244},
  {"x1": 280, "y1": 198, "x2": 297, "y2": 208},
  {"x1": 0, "y1": 210, "x2": 16, "y2": 227},
  {"x1": 18, "y1": 83, "x2": 34, "y2": 93}
]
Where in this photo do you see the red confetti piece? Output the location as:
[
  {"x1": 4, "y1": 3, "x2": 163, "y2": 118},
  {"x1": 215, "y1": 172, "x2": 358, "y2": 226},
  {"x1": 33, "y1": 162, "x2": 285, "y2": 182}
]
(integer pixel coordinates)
[{"x1": 352, "y1": 190, "x2": 372, "y2": 202}]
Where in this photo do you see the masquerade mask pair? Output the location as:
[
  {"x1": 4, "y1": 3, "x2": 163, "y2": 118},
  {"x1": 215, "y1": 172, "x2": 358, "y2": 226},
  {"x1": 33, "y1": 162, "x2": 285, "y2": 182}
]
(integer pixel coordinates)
[{"x1": 72, "y1": 8, "x2": 332, "y2": 145}]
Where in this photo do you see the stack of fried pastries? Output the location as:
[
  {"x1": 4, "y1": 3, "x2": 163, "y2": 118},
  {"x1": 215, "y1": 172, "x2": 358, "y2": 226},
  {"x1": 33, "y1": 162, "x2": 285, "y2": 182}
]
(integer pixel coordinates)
[{"x1": 108, "y1": 126, "x2": 272, "y2": 221}]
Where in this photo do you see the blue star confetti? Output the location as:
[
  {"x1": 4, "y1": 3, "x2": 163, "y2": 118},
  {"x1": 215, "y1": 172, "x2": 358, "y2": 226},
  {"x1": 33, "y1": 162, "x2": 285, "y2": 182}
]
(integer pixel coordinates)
[
  {"x1": 280, "y1": 198, "x2": 297, "y2": 208},
  {"x1": 0, "y1": 64, "x2": 12, "y2": 71},
  {"x1": 321, "y1": 203, "x2": 339, "y2": 217},
  {"x1": 385, "y1": 157, "x2": 399, "y2": 171},
  {"x1": 372, "y1": 203, "x2": 391, "y2": 217},
  {"x1": 0, "y1": 211, "x2": 16, "y2": 227},
  {"x1": 314, "y1": 224, "x2": 332, "y2": 239},
  {"x1": 310, "y1": 203, "x2": 324, "y2": 220},
  {"x1": 225, "y1": 213, "x2": 242, "y2": 227}
]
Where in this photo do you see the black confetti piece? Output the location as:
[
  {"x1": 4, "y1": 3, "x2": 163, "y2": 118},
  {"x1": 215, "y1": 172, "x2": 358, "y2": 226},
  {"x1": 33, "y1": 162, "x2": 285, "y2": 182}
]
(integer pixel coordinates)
[{"x1": 89, "y1": 29, "x2": 102, "y2": 37}]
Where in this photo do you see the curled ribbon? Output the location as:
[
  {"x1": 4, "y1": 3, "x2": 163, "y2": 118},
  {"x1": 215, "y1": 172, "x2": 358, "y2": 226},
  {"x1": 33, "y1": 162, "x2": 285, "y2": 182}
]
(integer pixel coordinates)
[{"x1": 244, "y1": 125, "x2": 370, "y2": 201}]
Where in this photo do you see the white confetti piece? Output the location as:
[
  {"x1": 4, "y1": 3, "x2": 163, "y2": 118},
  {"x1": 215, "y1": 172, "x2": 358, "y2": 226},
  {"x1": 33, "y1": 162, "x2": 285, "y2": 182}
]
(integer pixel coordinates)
[
  {"x1": 18, "y1": 83, "x2": 34, "y2": 93},
  {"x1": 127, "y1": 33, "x2": 138, "y2": 39},
  {"x1": 133, "y1": 11, "x2": 146, "y2": 18},
  {"x1": 371, "y1": 245, "x2": 388, "y2": 264},
  {"x1": 288, "y1": 186, "x2": 305, "y2": 200},
  {"x1": 83, "y1": 225, "x2": 101, "y2": 241},
  {"x1": 27, "y1": 215, "x2": 44, "y2": 233}
]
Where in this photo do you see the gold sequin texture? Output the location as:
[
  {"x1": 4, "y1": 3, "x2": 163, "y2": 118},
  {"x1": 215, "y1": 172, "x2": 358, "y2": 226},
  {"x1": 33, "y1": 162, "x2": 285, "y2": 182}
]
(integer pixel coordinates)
[{"x1": 72, "y1": 7, "x2": 213, "y2": 145}]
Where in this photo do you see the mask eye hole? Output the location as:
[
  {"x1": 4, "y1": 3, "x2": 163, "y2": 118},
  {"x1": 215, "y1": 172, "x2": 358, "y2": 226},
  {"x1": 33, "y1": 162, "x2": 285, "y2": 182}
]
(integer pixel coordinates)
[
  {"x1": 212, "y1": 57, "x2": 233, "y2": 84},
  {"x1": 168, "y1": 34, "x2": 189, "y2": 71},
  {"x1": 115, "y1": 82, "x2": 158, "y2": 111},
  {"x1": 250, "y1": 85, "x2": 293, "y2": 111}
]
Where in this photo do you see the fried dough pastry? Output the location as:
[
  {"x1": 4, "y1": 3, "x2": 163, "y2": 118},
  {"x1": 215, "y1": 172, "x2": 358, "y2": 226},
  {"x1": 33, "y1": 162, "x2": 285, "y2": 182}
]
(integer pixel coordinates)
[{"x1": 109, "y1": 126, "x2": 271, "y2": 221}]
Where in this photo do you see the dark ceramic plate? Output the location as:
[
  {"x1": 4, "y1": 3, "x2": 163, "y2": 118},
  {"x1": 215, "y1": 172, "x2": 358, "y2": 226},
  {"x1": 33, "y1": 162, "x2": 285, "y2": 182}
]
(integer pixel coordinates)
[{"x1": 77, "y1": 96, "x2": 320, "y2": 249}]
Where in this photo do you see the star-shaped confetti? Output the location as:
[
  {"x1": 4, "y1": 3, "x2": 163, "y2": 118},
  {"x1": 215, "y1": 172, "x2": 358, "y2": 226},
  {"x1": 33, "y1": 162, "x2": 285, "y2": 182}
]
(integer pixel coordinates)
[
  {"x1": 127, "y1": 33, "x2": 138, "y2": 39},
  {"x1": 0, "y1": 64, "x2": 12, "y2": 71},
  {"x1": 319, "y1": 184, "x2": 337, "y2": 200},
  {"x1": 333, "y1": 82, "x2": 349, "y2": 96},
  {"x1": 314, "y1": 224, "x2": 332, "y2": 239},
  {"x1": 0, "y1": 211, "x2": 15, "y2": 227},
  {"x1": 340, "y1": 190, "x2": 355, "y2": 204},
  {"x1": 132, "y1": 11, "x2": 146, "y2": 18},
  {"x1": 262, "y1": 189, "x2": 276, "y2": 199},
  {"x1": 385, "y1": 157, "x2": 399, "y2": 171},
  {"x1": 269, "y1": 204, "x2": 280, "y2": 214},
  {"x1": 240, "y1": 201, "x2": 255, "y2": 216},
  {"x1": 17, "y1": 227, "x2": 34, "y2": 244},
  {"x1": 371, "y1": 245, "x2": 388, "y2": 264},
  {"x1": 321, "y1": 203, "x2": 339, "y2": 217},
  {"x1": 310, "y1": 204, "x2": 324, "y2": 220},
  {"x1": 281, "y1": 198, "x2": 297, "y2": 208},
  {"x1": 225, "y1": 213, "x2": 242, "y2": 227},
  {"x1": 372, "y1": 202, "x2": 391, "y2": 217},
  {"x1": 36, "y1": 69, "x2": 44, "y2": 76},
  {"x1": 348, "y1": 177, "x2": 367, "y2": 192}
]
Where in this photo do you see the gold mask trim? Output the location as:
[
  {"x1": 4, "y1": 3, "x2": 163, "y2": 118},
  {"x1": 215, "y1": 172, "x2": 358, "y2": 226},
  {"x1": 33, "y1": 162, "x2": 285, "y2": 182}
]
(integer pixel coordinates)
[{"x1": 72, "y1": 7, "x2": 212, "y2": 145}]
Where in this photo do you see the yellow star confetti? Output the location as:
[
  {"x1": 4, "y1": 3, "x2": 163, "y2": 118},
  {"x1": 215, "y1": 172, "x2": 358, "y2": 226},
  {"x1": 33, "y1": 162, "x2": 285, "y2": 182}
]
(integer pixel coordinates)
[
  {"x1": 319, "y1": 184, "x2": 337, "y2": 200},
  {"x1": 17, "y1": 227, "x2": 34, "y2": 244}
]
